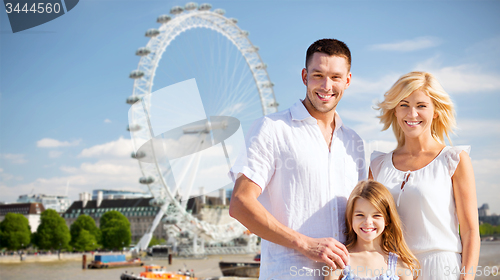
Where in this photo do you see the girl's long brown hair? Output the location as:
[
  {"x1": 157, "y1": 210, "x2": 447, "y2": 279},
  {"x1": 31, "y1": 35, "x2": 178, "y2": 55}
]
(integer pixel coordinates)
[{"x1": 344, "y1": 180, "x2": 420, "y2": 278}]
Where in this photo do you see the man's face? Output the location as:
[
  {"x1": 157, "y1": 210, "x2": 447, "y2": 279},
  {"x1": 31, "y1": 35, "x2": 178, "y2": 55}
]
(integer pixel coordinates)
[{"x1": 302, "y1": 53, "x2": 351, "y2": 116}]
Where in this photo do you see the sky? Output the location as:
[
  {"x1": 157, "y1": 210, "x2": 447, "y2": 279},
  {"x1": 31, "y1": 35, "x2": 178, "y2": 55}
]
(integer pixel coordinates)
[{"x1": 1, "y1": 1, "x2": 499, "y2": 214}]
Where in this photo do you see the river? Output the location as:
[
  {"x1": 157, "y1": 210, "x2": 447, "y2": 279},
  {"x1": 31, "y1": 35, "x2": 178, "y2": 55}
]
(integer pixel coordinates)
[{"x1": 1, "y1": 242, "x2": 499, "y2": 280}]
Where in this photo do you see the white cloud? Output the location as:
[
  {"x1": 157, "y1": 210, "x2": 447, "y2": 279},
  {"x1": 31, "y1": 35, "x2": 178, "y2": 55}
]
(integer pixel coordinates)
[
  {"x1": 48, "y1": 150, "x2": 63, "y2": 158},
  {"x1": 78, "y1": 137, "x2": 133, "y2": 158},
  {"x1": 80, "y1": 160, "x2": 139, "y2": 175},
  {"x1": 414, "y1": 57, "x2": 500, "y2": 93},
  {"x1": 1, "y1": 137, "x2": 146, "y2": 204},
  {"x1": 1, "y1": 153, "x2": 27, "y2": 164},
  {"x1": 370, "y1": 36, "x2": 442, "y2": 52},
  {"x1": 472, "y1": 158, "x2": 500, "y2": 177},
  {"x1": 104, "y1": 119, "x2": 112, "y2": 123},
  {"x1": 60, "y1": 166, "x2": 78, "y2": 173},
  {"x1": 455, "y1": 119, "x2": 500, "y2": 139},
  {"x1": 37, "y1": 138, "x2": 81, "y2": 148},
  {"x1": 348, "y1": 73, "x2": 400, "y2": 96}
]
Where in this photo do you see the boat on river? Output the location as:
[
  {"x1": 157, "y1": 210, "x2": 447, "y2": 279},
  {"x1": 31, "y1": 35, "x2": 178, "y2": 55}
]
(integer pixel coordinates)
[
  {"x1": 120, "y1": 265, "x2": 198, "y2": 280},
  {"x1": 88, "y1": 254, "x2": 143, "y2": 269},
  {"x1": 218, "y1": 253, "x2": 260, "y2": 277}
]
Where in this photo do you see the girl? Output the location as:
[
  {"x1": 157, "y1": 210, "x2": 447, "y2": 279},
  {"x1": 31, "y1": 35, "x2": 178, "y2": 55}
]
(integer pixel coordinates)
[
  {"x1": 325, "y1": 180, "x2": 419, "y2": 280},
  {"x1": 370, "y1": 71, "x2": 480, "y2": 280}
]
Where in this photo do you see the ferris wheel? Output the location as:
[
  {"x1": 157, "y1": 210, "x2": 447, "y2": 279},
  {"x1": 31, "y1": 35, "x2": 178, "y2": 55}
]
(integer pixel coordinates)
[{"x1": 126, "y1": 2, "x2": 278, "y2": 253}]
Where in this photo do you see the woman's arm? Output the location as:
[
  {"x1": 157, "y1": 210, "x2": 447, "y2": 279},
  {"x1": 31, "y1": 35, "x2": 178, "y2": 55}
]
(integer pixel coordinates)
[{"x1": 452, "y1": 151, "x2": 480, "y2": 280}]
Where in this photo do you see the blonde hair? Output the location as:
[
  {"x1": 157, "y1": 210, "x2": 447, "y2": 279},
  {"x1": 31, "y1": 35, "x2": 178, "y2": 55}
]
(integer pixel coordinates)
[
  {"x1": 376, "y1": 71, "x2": 456, "y2": 148},
  {"x1": 344, "y1": 180, "x2": 420, "y2": 278}
]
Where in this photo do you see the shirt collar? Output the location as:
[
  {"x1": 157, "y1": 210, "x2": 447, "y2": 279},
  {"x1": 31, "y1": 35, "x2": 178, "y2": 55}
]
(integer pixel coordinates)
[{"x1": 290, "y1": 99, "x2": 344, "y2": 133}]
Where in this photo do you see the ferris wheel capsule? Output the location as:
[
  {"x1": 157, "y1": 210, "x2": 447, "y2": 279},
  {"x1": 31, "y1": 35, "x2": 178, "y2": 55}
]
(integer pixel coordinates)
[
  {"x1": 238, "y1": 30, "x2": 249, "y2": 37},
  {"x1": 136, "y1": 47, "x2": 151, "y2": 56},
  {"x1": 162, "y1": 217, "x2": 178, "y2": 224},
  {"x1": 243, "y1": 46, "x2": 259, "y2": 53},
  {"x1": 157, "y1": 15, "x2": 172, "y2": 24},
  {"x1": 259, "y1": 81, "x2": 274, "y2": 88},
  {"x1": 139, "y1": 176, "x2": 155, "y2": 184},
  {"x1": 213, "y1": 8, "x2": 225, "y2": 15},
  {"x1": 126, "y1": 95, "x2": 140, "y2": 104},
  {"x1": 170, "y1": 6, "x2": 184, "y2": 14},
  {"x1": 127, "y1": 123, "x2": 141, "y2": 132},
  {"x1": 268, "y1": 101, "x2": 279, "y2": 107},
  {"x1": 185, "y1": 2, "x2": 198, "y2": 10},
  {"x1": 198, "y1": 3, "x2": 211, "y2": 11},
  {"x1": 131, "y1": 151, "x2": 146, "y2": 159},
  {"x1": 228, "y1": 18, "x2": 237, "y2": 24},
  {"x1": 145, "y1": 29, "x2": 160, "y2": 37},
  {"x1": 254, "y1": 63, "x2": 267, "y2": 70},
  {"x1": 129, "y1": 70, "x2": 145, "y2": 79}
]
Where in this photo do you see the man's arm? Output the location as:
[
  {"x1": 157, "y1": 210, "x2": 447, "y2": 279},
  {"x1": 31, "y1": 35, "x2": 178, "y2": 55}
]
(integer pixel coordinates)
[{"x1": 229, "y1": 175, "x2": 349, "y2": 269}]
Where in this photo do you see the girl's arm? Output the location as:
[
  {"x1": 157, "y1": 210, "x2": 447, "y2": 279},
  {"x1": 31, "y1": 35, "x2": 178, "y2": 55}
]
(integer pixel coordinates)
[
  {"x1": 452, "y1": 151, "x2": 480, "y2": 280},
  {"x1": 323, "y1": 266, "x2": 342, "y2": 280},
  {"x1": 396, "y1": 265, "x2": 413, "y2": 280}
]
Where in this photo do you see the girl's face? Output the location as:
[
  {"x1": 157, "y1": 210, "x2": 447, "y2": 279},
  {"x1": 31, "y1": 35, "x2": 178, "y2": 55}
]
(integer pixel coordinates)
[
  {"x1": 352, "y1": 197, "x2": 386, "y2": 245},
  {"x1": 394, "y1": 89, "x2": 437, "y2": 140}
]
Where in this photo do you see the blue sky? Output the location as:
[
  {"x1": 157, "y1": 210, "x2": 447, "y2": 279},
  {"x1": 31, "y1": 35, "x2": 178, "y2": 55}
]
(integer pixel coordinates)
[{"x1": 1, "y1": 1, "x2": 499, "y2": 213}]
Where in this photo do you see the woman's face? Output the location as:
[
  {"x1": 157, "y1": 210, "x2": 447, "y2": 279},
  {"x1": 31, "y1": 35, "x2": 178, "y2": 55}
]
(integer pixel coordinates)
[{"x1": 394, "y1": 89, "x2": 437, "y2": 140}]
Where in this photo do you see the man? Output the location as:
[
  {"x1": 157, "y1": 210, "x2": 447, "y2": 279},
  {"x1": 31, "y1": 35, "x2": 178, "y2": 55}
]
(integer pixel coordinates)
[{"x1": 229, "y1": 39, "x2": 366, "y2": 279}]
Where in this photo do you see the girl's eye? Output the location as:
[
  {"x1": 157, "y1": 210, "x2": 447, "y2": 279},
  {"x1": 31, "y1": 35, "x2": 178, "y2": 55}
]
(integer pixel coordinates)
[
  {"x1": 418, "y1": 105, "x2": 427, "y2": 108},
  {"x1": 399, "y1": 104, "x2": 408, "y2": 107}
]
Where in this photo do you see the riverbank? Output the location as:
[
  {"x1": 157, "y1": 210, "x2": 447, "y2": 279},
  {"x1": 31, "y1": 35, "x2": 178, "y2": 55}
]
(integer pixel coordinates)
[
  {"x1": 0, "y1": 253, "x2": 258, "y2": 280},
  {"x1": 0, "y1": 252, "x2": 132, "y2": 263}
]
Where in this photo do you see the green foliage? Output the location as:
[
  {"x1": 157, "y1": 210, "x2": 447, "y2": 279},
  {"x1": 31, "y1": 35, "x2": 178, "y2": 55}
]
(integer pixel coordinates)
[
  {"x1": 480, "y1": 223, "x2": 494, "y2": 236},
  {"x1": 73, "y1": 229, "x2": 98, "y2": 251},
  {"x1": 148, "y1": 236, "x2": 166, "y2": 247},
  {"x1": 479, "y1": 223, "x2": 500, "y2": 236},
  {"x1": 33, "y1": 209, "x2": 70, "y2": 250},
  {"x1": 100, "y1": 211, "x2": 131, "y2": 250},
  {"x1": 70, "y1": 215, "x2": 100, "y2": 251},
  {"x1": 0, "y1": 213, "x2": 31, "y2": 250}
]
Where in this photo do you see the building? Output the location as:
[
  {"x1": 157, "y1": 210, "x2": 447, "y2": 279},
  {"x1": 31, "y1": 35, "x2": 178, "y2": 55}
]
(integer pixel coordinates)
[
  {"x1": 479, "y1": 203, "x2": 500, "y2": 226},
  {"x1": 91, "y1": 189, "x2": 149, "y2": 200},
  {"x1": 17, "y1": 194, "x2": 71, "y2": 213},
  {"x1": 63, "y1": 193, "x2": 165, "y2": 243},
  {"x1": 0, "y1": 203, "x2": 45, "y2": 232}
]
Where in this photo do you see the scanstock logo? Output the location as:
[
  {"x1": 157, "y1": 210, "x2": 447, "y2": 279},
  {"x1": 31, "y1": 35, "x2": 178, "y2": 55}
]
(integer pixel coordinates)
[{"x1": 4, "y1": 0, "x2": 79, "y2": 33}]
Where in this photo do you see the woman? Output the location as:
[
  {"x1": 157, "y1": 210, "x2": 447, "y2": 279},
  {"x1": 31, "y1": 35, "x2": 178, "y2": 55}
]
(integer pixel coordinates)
[{"x1": 369, "y1": 71, "x2": 480, "y2": 280}]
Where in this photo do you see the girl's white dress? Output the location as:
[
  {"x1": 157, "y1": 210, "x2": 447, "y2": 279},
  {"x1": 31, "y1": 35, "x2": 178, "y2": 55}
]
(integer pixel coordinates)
[{"x1": 370, "y1": 146, "x2": 469, "y2": 280}]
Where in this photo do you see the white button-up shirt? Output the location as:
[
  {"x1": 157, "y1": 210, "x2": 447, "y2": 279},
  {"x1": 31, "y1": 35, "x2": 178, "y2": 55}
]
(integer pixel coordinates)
[{"x1": 230, "y1": 100, "x2": 366, "y2": 280}]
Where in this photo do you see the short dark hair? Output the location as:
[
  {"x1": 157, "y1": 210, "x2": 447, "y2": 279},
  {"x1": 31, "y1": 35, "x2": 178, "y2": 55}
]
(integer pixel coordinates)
[{"x1": 305, "y1": 39, "x2": 351, "y2": 71}]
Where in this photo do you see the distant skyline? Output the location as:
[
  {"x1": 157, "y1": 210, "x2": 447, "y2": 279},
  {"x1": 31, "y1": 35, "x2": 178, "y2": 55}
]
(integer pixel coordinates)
[{"x1": 1, "y1": 1, "x2": 499, "y2": 213}]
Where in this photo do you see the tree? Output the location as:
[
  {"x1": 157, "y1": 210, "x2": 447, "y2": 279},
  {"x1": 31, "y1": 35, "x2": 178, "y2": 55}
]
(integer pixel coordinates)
[
  {"x1": 100, "y1": 211, "x2": 131, "y2": 250},
  {"x1": 0, "y1": 213, "x2": 31, "y2": 250},
  {"x1": 33, "y1": 209, "x2": 70, "y2": 250},
  {"x1": 479, "y1": 223, "x2": 495, "y2": 236},
  {"x1": 70, "y1": 214, "x2": 100, "y2": 251},
  {"x1": 73, "y1": 229, "x2": 98, "y2": 252},
  {"x1": 148, "y1": 236, "x2": 166, "y2": 247}
]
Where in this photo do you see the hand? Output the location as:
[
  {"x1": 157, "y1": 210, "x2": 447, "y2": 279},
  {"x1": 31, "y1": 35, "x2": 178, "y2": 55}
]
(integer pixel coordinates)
[{"x1": 297, "y1": 236, "x2": 349, "y2": 269}]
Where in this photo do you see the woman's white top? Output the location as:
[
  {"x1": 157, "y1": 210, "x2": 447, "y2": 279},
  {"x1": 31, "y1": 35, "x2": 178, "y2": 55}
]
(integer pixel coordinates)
[{"x1": 370, "y1": 146, "x2": 470, "y2": 254}]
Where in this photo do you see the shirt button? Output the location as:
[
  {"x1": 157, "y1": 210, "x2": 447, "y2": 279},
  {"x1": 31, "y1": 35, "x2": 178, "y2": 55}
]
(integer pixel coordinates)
[
  {"x1": 335, "y1": 233, "x2": 338, "y2": 237},
  {"x1": 333, "y1": 207, "x2": 336, "y2": 211}
]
